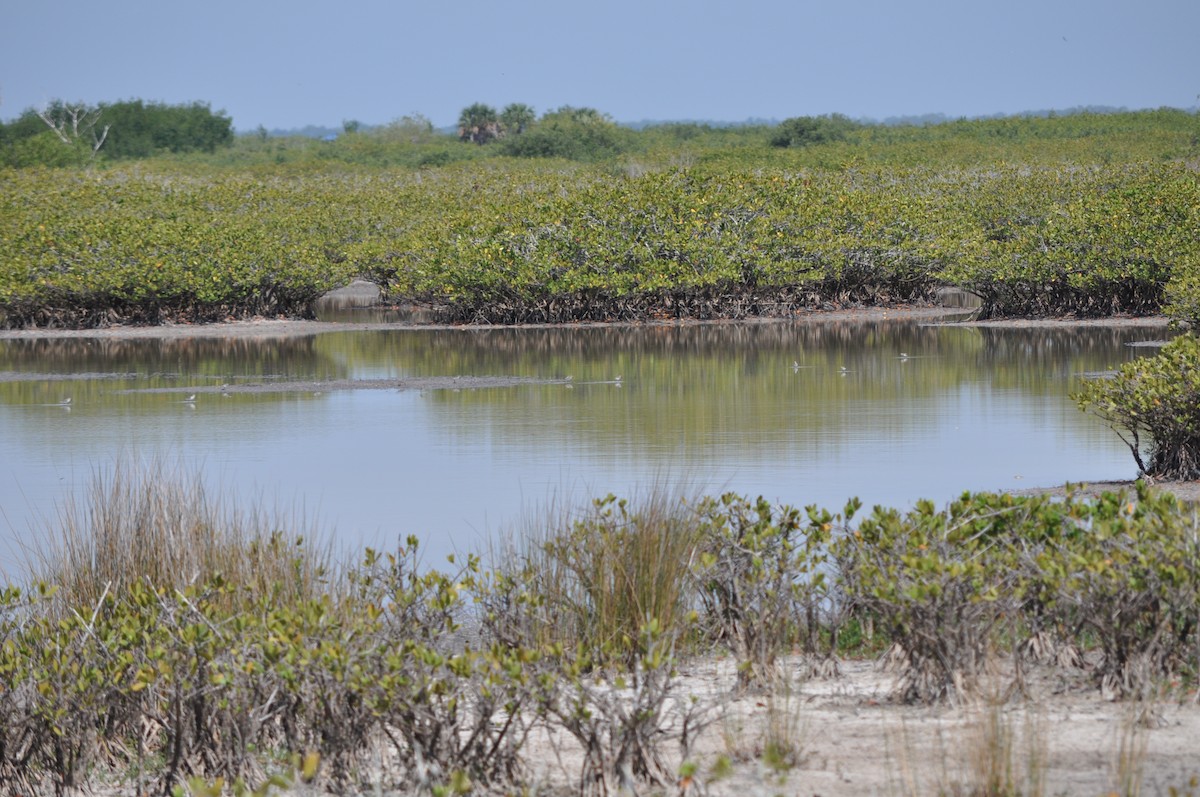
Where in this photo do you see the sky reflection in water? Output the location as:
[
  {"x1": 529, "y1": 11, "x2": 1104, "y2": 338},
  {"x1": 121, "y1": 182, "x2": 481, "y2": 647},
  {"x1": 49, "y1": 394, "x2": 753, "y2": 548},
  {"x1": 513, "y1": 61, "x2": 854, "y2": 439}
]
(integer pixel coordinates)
[{"x1": 0, "y1": 319, "x2": 1163, "y2": 572}]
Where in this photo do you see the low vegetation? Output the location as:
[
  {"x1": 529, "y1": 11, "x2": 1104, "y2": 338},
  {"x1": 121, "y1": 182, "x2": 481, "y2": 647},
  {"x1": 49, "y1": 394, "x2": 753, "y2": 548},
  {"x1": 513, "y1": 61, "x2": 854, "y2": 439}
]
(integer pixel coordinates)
[
  {"x1": 1, "y1": 107, "x2": 1198, "y2": 328},
  {"x1": 3, "y1": 463, "x2": 1200, "y2": 795},
  {"x1": 1075, "y1": 333, "x2": 1200, "y2": 481},
  {"x1": 3, "y1": 159, "x2": 1197, "y2": 328},
  {"x1": 768, "y1": 113, "x2": 862, "y2": 148}
]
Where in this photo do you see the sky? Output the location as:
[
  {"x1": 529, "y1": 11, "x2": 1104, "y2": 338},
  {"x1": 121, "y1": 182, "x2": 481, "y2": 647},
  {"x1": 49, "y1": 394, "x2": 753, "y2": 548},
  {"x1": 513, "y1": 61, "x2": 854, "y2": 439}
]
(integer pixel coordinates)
[{"x1": 1, "y1": 0, "x2": 1197, "y2": 131}]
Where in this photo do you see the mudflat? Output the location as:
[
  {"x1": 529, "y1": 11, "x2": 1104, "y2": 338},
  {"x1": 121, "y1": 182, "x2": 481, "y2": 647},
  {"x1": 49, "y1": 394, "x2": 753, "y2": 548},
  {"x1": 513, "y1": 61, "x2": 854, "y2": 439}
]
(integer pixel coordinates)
[
  {"x1": 0, "y1": 305, "x2": 1172, "y2": 341},
  {"x1": 524, "y1": 656, "x2": 1200, "y2": 797}
]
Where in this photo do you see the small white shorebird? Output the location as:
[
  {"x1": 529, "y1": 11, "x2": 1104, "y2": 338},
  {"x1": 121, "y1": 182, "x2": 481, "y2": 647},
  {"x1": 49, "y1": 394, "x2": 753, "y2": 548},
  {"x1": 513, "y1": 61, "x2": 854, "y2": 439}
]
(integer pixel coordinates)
[
  {"x1": 58, "y1": 397, "x2": 72, "y2": 405},
  {"x1": 184, "y1": 394, "x2": 196, "y2": 402}
]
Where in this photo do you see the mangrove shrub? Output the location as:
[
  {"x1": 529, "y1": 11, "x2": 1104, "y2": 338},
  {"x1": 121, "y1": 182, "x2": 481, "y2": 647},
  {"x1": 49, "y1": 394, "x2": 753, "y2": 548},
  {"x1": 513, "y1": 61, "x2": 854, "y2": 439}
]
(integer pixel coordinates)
[
  {"x1": 769, "y1": 113, "x2": 861, "y2": 148},
  {"x1": 499, "y1": 106, "x2": 632, "y2": 161},
  {"x1": 1075, "y1": 333, "x2": 1200, "y2": 480}
]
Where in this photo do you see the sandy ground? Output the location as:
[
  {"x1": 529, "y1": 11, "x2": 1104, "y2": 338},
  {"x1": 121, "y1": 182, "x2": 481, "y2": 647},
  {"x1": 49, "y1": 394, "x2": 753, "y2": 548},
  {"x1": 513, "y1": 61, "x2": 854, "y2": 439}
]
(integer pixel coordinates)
[
  {"x1": 1014, "y1": 478, "x2": 1200, "y2": 505},
  {"x1": 76, "y1": 653, "x2": 1200, "y2": 796},
  {"x1": 516, "y1": 655, "x2": 1200, "y2": 797},
  {"x1": 201, "y1": 653, "x2": 1196, "y2": 797}
]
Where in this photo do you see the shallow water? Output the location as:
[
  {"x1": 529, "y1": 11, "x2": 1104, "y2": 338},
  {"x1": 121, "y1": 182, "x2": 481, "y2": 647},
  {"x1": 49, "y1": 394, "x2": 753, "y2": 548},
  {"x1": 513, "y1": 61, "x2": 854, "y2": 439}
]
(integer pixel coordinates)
[{"x1": 0, "y1": 318, "x2": 1163, "y2": 573}]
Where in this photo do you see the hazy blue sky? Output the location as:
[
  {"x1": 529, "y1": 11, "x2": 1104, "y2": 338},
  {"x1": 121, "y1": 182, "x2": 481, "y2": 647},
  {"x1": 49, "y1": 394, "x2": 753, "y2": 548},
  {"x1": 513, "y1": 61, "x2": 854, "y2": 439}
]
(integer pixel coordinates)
[{"x1": 2, "y1": 0, "x2": 1196, "y2": 131}]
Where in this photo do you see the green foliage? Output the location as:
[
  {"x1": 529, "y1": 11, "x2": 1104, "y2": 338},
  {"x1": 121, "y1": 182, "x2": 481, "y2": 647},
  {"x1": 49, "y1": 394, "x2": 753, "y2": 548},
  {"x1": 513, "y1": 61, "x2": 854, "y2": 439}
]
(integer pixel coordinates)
[
  {"x1": 834, "y1": 486, "x2": 1200, "y2": 703},
  {"x1": 835, "y1": 493, "x2": 1031, "y2": 702},
  {"x1": 3, "y1": 156, "x2": 1198, "y2": 328},
  {"x1": 5, "y1": 105, "x2": 1197, "y2": 172},
  {"x1": 315, "y1": 122, "x2": 477, "y2": 168},
  {"x1": 0, "y1": 107, "x2": 50, "y2": 142},
  {"x1": 500, "y1": 105, "x2": 633, "y2": 161},
  {"x1": 692, "y1": 494, "x2": 840, "y2": 687},
  {"x1": 1028, "y1": 485, "x2": 1200, "y2": 698},
  {"x1": 97, "y1": 99, "x2": 234, "y2": 158},
  {"x1": 939, "y1": 164, "x2": 1198, "y2": 319},
  {"x1": 769, "y1": 113, "x2": 862, "y2": 148},
  {"x1": 1, "y1": 538, "x2": 548, "y2": 794},
  {"x1": 1164, "y1": 254, "x2": 1200, "y2": 330},
  {"x1": 0, "y1": 168, "x2": 365, "y2": 327},
  {"x1": 0, "y1": 99, "x2": 233, "y2": 164},
  {"x1": 344, "y1": 542, "x2": 551, "y2": 792},
  {"x1": 480, "y1": 487, "x2": 722, "y2": 794},
  {"x1": 1, "y1": 130, "x2": 91, "y2": 168},
  {"x1": 1075, "y1": 333, "x2": 1200, "y2": 480}
]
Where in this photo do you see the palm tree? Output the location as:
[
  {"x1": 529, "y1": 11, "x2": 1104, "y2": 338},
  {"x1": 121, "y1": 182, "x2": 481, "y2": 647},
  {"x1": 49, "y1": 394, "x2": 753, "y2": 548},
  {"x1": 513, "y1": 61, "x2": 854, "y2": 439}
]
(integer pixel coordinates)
[
  {"x1": 457, "y1": 103, "x2": 501, "y2": 145},
  {"x1": 500, "y1": 103, "x2": 536, "y2": 136}
]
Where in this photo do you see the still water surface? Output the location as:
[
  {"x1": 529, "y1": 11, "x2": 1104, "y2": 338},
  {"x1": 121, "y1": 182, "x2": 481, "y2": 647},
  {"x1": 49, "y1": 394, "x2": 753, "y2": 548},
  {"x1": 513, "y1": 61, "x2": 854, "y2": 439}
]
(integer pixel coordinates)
[{"x1": 0, "y1": 318, "x2": 1162, "y2": 572}]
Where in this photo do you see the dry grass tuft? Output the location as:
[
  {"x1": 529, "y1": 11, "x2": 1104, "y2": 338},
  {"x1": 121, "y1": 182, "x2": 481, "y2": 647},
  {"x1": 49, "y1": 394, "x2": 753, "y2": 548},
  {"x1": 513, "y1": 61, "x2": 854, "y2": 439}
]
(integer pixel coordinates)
[
  {"x1": 488, "y1": 480, "x2": 705, "y2": 666},
  {"x1": 1110, "y1": 699, "x2": 1152, "y2": 797},
  {"x1": 27, "y1": 456, "x2": 338, "y2": 610},
  {"x1": 960, "y1": 698, "x2": 1046, "y2": 797}
]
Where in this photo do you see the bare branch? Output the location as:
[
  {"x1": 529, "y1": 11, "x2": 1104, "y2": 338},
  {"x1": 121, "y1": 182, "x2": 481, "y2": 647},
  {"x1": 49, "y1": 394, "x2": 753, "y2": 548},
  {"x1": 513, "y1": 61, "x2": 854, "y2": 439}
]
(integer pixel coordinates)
[
  {"x1": 37, "y1": 106, "x2": 74, "y2": 144},
  {"x1": 93, "y1": 123, "x2": 110, "y2": 154},
  {"x1": 36, "y1": 102, "x2": 109, "y2": 160}
]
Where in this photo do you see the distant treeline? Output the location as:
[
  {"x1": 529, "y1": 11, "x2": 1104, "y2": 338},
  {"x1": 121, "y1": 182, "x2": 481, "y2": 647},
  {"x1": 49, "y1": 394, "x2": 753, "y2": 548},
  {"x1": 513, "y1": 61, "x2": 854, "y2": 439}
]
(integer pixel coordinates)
[
  {"x1": 2, "y1": 98, "x2": 1196, "y2": 170},
  {"x1": 0, "y1": 100, "x2": 233, "y2": 166}
]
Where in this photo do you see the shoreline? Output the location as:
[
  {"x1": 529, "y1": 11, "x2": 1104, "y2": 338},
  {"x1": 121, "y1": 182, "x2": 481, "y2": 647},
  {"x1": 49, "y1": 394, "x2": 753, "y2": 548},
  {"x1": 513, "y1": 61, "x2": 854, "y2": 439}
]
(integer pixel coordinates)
[
  {"x1": 1013, "y1": 477, "x2": 1200, "y2": 504},
  {"x1": 0, "y1": 305, "x2": 1172, "y2": 341}
]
